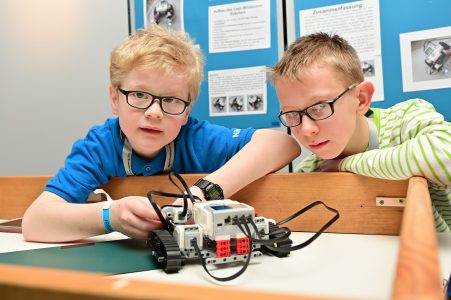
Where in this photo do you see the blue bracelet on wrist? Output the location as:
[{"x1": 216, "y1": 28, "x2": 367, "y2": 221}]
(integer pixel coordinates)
[{"x1": 102, "y1": 201, "x2": 114, "y2": 233}]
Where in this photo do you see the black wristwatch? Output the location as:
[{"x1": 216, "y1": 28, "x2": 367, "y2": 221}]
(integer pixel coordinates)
[{"x1": 194, "y1": 179, "x2": 224, "y2": 200}]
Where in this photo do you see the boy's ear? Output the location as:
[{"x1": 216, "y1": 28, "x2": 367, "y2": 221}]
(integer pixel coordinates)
[
  {"x1": 109, "y1": 85, "x2": 119, "y2": 115},
  {"x1": 355, "y1": 81, "x2": 374, "y2": 115},
  {"x1": 181, "y1": 105, "x2": 191, "y2": 125}
]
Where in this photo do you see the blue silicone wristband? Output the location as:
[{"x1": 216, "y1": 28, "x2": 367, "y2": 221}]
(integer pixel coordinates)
[{"x1": 102, "y1": 201, "x2": 114, "y2": 233}]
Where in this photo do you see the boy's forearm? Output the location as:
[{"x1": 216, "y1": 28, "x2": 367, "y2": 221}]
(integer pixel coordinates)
[
  {"x1": 22, "y1": 192, "x2": 106, "y2": 242},
  {"x1": 340, "y1": 101, "x2": 451, "y2": 186},
  {"x1": 203, "y1": 129, "x2": 300, "y2": 198},
  {"x1": 339, "y1": 131, "x2": 451, "y2": 186}
]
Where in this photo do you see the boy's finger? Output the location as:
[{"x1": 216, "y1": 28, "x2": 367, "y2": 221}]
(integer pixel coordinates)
[
  {"x1": 126, "y1": 216, "x2": 163, "y2": 236},
  {"x1": 131, "y1": 197, "x2": 160, "y2": 218}
]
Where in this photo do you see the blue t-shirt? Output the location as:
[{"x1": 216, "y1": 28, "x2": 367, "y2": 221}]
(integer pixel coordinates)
[{"x1": 46, "y1": 117, "x2": 255, "y2": 203}]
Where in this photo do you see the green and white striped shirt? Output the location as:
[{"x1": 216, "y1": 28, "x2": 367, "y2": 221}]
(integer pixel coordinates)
[{"x1": 296, "y1": 99, "x2": 451, "y2": 232}]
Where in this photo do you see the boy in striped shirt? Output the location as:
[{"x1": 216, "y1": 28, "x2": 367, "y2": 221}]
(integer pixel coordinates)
[{"x1": 271, "y1": 32, "x2": 451, "y2": 232}]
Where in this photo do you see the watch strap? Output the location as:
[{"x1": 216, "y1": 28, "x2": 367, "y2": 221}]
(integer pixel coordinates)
[{"x1": 194, "y1": 179, "x2": 224, "y2": 200}]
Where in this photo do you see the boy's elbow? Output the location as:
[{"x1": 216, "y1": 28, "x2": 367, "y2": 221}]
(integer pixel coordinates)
[
  {"x1": 21, "y1": 192, "x2": 58, "y2": 242},
  {"x1": 22, "y1": 226, "x2": 34, "y2": 242},
  {"x1": 22, "y1": 223, "x2": 34, "y2": 242},
  {"x1": 22, "y1": 207, "x2": 39, "y2": 242}
]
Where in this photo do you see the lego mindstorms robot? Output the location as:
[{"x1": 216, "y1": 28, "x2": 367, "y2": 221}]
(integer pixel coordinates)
[{"x1": 146, "y1": 173, "x2": 340, "y2": 281}]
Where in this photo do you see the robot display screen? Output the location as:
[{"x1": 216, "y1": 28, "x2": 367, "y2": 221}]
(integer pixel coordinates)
[
  {"x1": 211, "y1": 205, "x2": 232, "y2": 210},
  {"x1": 210, "y1": 203, "x2": 247, "y2": 210}
]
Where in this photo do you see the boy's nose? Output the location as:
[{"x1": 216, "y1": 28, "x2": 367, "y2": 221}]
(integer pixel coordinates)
[
  {"x1": 299, "y1": 115, "x2": 319, "y2": 137},
  {"x1": 144, "y1": 101, "x2": 163, "y2": 119}
]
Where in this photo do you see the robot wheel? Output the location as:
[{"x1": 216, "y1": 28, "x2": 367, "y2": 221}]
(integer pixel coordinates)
[{"x1": 147, "y1": 229, "x2": 184, "y2": 273}]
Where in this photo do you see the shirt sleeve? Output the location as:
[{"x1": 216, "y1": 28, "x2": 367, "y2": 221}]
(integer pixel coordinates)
[
  {"x1": 295, "y1": 154, "x2": 321, "y2": 173},
  {"x1": 339, "y1": 99, "x2": 451, "y2": 186},
  {"x1": 45, "y1": 126, "x2": 114, "y2": 203}
]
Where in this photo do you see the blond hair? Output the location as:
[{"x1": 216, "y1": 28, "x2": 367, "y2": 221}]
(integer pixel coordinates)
[
  {"x1": 110, "y1": 25, "x2": 204, "y2": 102},
  {"x1": 271, "y1": 32, "x2": 363, "y2": 86}
]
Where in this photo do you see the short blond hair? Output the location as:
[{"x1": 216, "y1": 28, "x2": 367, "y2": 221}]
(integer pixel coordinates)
[
  {"x1": 271, "y1": 32, "x2": 363, "y2": 86},
  {"x1": 110, "y1": 25, "x2": 204, "y2": 102}
]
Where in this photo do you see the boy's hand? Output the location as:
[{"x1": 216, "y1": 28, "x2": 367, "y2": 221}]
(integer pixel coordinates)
[
  {"x1": 110, "y1": 196, "x2": 164, "y2": 240},
  {"x1": 318, "y1": 159, "x2": 342, "y2": 172}
]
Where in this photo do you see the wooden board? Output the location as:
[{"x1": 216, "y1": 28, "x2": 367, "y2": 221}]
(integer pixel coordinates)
[{"x1": 0, "y1": 173, "x2": 408, "y2": 234}]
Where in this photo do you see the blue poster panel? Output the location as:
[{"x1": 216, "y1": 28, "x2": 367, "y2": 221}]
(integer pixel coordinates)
[
  {"x1": 134, "y1": 0, "x2": 283, "y2": 128},
  {"x1": 292, "y1": 0, "x2": 451, "y2": 120}
]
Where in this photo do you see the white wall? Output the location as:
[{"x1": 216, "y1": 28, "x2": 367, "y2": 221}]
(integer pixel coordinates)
[
  {"x1": 0, "y1": 0, "x2": 129, "y2": 175},
  {"x1": 0, "y1": 0, "x2": 306, "y2": 175}
]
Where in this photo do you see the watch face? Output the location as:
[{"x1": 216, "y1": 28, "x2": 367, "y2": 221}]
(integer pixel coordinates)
[
  {"x1": 195, "y1": 179, "x2": 223, "y2": 200},
  {"x1": 207, "y1": 187, "x2": 223, "y2": 200}
]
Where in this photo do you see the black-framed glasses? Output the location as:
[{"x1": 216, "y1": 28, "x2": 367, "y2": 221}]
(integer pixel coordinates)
[
  {"x1": 118, "y1": 88, "x2": 190, "y2": 115},
  {"x1": 278, "y1": 83, "x2": 357, "y2": 128}
]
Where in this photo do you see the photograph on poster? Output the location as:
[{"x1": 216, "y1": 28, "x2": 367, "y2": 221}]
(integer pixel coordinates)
[
  {"x1": 211, "y1": 96, "x2": 227, "y2": 113},
  {"x1": 229, "y1": 96, "x2": 245, "y2": 113},
  {"x1": 400, "y1": 26, "x2": 451, "y2": 92},
  {"x1": 362, "y1": 60, "x2": 375, "y2": 77},
  {"x1": 145, "y1": 0, "x2": 184, "y2": 31},
  {"x1": 247, "y1": 94, "x2": 264, "y2": 111}
]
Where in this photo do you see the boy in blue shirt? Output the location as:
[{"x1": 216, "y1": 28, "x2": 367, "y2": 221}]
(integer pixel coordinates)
[
  {"x1": 22, "y1": 26, "x2": 300, "y2": 242},
  {"x1": 271, "y1": 32, "x2": 450, "y2": 231}
]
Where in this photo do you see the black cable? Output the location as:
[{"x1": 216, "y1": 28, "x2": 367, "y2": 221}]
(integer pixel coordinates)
[
  {"x1": 147, "y1": 191, "x2": 170, "y2": 229},
  {"x1": 277, "y1": 200, "x2": 337, "y2": 225},
  {"x1": 247, "y1": 220, "x2": 291, "y2": 254},
  {"x1": 167, "y1": 172, "x2": 191, "y2": 218},
  {"x1": 272, "y1": 201, "x2": 339, "y2": 252},
  {"x1": 151, "y1": 190, "x2": 201, "y2": 202},
  {"x1": 235, "y1": 201, "x2": 339, "y2": 255},
  {"x1": 146, "y1": 172, "x2": 200, "y2": 230},
  {"x1": 235, "y1": 217, "x2": 291, "y2": 245},
  {"x1": 149, "y1": 172, "x2": 201, "y2": 220}
]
